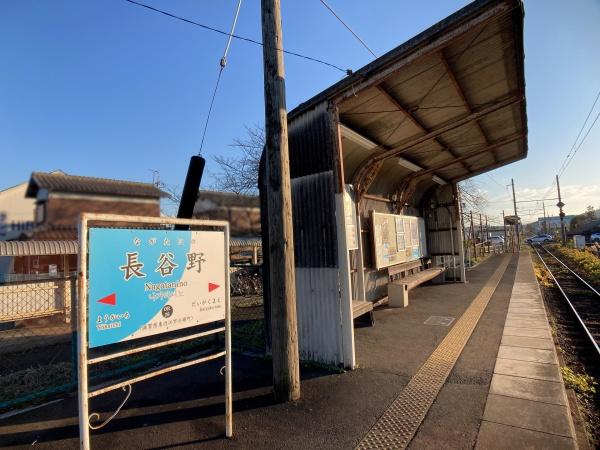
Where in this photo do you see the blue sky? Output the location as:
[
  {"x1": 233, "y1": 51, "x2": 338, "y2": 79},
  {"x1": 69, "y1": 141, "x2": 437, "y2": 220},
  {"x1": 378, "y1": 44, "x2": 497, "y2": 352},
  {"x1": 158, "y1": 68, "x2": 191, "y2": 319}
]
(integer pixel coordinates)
[{"x1": 1, "y1": 0, "x2": 599, "y2": 222}]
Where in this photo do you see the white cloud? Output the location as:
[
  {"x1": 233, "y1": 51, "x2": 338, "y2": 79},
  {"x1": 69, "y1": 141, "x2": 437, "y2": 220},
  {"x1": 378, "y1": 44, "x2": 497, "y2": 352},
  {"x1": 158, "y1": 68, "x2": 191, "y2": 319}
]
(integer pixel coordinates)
[{"x1": 483, "y1": 183, "x2": 600, "y2": 224}]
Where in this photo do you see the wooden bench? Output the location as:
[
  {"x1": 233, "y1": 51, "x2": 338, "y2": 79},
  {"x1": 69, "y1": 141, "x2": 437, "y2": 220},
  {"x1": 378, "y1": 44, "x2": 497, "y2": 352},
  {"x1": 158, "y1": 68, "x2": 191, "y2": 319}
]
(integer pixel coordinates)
[
  {"x1": 388, "y1": 267, "x2": 444, "y2": 308},
  {"x1": 352, "y1": 300, "x2": 374, "y2": 326}
]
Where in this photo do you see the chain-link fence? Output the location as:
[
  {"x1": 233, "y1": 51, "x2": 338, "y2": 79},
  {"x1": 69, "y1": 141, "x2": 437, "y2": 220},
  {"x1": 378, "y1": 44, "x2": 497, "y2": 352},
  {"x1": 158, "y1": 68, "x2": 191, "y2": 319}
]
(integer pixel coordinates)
[
  {"x1": 0, "y1": 263, "x2": 265, "y2": 413},
  {"x1": 230, "y1": 266, "x2": 265, "y2": 353},
  {"x1": 0, "y1": 275, "x2": 76, "y2": 411}
]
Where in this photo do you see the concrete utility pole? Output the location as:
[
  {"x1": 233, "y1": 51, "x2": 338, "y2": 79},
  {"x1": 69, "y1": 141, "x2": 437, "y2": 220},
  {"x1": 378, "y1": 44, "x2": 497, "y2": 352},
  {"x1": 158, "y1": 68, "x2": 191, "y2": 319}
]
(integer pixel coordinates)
[
  {"x1": 556, "y1": 174, "x2": 566, "y2": 245},
  {"x1": 261, "y1": 0, "x2": 300, "y2": 402},
  {"x1": 542, "y1": 202, "x2": 547, "y2": 234},
  {"x1": 511, "y1": 178, "x2": 520, "y2": 249}
]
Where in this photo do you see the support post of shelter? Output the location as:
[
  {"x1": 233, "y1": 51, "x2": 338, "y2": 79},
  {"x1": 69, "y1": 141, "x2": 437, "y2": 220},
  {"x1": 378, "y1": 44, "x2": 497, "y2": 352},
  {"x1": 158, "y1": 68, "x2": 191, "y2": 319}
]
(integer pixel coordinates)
[
  {"x1": 333, "y1": 108, "x2": 356, "y2": 368},
  {"x1": 453, "y1": 184, "x2": 466, "y2": 282},
  {"x1": 335, "y1": 194, "x2": 356, "y2": 368},
  {"x1": 354, "y1": 207, "x2": 366, "y2": 301}
]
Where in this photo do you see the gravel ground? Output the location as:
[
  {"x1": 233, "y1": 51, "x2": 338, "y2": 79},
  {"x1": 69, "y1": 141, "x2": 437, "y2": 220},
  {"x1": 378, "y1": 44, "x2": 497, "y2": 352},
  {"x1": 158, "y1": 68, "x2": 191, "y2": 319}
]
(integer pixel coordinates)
[{"x1": 536, "y1": 268, "x2": 600, "y2": 448}]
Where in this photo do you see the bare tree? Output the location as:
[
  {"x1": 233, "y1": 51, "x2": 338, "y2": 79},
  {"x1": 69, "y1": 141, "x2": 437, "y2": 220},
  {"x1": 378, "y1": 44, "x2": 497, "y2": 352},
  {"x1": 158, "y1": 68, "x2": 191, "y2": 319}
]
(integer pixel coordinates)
[
  {"x1": 458, "y1": 179, "x2": 488, "y2": 213},
  {"x1": 212, "y1": 125, "x2": 264, "y2": 195},
  {"x1": 214, "y1": 126, "x2": 491, "y2": 217}
]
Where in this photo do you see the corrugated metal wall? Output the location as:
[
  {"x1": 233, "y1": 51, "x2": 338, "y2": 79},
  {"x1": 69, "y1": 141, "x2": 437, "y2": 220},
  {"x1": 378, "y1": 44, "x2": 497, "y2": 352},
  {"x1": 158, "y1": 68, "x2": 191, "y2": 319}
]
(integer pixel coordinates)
[
  {"x1": 423, "y1": 184, "x2": 464, "y2": 280},
  {"x1": 287, "y1": 101, "x2": 346, "y2": 365},
  {"x1": 289, "y1": 102, "x2": 335, "y2": 179},
  {"x1": 291, "y1": 172, "x2": 336, "y2": 268},
  {"x1": 295, "y1": 268, "x2": 343, "y2": 365}
]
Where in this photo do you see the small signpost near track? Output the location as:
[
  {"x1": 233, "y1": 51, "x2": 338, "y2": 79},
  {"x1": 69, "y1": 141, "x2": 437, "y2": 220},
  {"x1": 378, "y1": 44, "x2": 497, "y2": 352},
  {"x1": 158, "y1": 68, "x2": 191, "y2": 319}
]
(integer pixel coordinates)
[{"x1": 77, "y1": 213, "x2": 231, "y2": 449}]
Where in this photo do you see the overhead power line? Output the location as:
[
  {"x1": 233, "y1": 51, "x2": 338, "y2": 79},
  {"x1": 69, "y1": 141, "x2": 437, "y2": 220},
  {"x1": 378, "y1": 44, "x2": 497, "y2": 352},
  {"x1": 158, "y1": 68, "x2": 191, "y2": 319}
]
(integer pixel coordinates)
[
  {"x1": 318, "y1": 0, "x2": 377, "y2": 58},
  {"x1": 124, "y1": 0, "x2": 351, "y2": 74},
  {"x1": 557, "y1": 88, "x2": 600, "y2": 176}
]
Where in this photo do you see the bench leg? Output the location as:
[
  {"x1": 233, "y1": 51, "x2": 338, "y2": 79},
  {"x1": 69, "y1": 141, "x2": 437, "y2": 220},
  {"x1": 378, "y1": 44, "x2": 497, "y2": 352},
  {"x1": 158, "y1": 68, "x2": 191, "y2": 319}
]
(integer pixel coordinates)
[
  {"x1": 388, "y1": 283, "x2": 409, "y2": 308},
  {"x1": 355, "y1": 311, "x2": 374, "y2": 327}
]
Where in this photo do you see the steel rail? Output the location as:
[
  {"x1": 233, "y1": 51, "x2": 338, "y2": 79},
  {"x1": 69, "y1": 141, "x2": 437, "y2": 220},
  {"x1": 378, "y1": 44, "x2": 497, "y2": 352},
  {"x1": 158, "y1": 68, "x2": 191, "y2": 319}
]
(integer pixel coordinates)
[
  {"x1": 539, "y1": 245, "x2": 600, "y2": 297},
  {"x1": 532, "y1": 245, "x2": 600, "y2": 357}
]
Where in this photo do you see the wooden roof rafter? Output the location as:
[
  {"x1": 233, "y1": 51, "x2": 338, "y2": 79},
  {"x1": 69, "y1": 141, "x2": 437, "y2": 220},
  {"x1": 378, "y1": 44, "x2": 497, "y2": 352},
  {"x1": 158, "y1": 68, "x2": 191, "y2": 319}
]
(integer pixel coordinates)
[
  {"x1": 374, "y1": 85, "x2": 473, "y2": 173},
  {"x1": 339, "y1": 123, "x2": 449, "y2": 186},
  {"x1": 439, "y1": 50, "x2": 498, "y2": 163},
  {"x1": 351, "y1": 92, "x2": 523, "y2": 198}
]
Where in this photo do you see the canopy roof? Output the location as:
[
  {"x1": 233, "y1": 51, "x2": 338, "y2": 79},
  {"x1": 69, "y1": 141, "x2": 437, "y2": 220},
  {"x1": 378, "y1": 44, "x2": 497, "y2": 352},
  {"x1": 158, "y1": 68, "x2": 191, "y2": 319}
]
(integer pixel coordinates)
[
  {"x1": 0, "y1": 240, "x2": 78, "y2": 256},
  {"x1": 291, "y1": 0, "x2": 527, "y2": 200}
]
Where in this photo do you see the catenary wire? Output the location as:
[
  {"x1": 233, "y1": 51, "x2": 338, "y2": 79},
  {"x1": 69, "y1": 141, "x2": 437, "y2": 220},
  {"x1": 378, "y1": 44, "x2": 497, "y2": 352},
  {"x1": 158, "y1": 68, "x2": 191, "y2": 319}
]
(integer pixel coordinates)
[
  {"x1": 124, "y1": 0, "x2": 350, "y2": 74},
  {"x1": 198, "y1": 0, "x2": 242, "y2": 155},
  {"x1": 559, "y1": 107, "x2": 600, "y2": 177},
  {"x1": 318, "y1": 0, "x2": 377, "y2": 58},
  {"x1": 557, "y1": 88, "x2": 600, "y2": 176}
]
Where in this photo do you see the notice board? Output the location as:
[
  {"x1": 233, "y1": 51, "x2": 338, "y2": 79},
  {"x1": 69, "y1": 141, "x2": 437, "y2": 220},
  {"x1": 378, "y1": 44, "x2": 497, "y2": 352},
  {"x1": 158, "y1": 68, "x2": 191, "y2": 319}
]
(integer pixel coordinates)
[{"x1": 371, "y1": 211, "x2": 427, "y2": 269}]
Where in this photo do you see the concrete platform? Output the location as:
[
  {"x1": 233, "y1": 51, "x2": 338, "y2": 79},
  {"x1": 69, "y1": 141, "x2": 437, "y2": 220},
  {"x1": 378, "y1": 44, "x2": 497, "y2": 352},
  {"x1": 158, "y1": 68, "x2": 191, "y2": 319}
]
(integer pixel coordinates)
[
  {"x1": 0, "y1": 253, "x2": 580, "y2": 449},
  {"x1": 475, "y1": 252, "x2": 577, "y2": 449}
]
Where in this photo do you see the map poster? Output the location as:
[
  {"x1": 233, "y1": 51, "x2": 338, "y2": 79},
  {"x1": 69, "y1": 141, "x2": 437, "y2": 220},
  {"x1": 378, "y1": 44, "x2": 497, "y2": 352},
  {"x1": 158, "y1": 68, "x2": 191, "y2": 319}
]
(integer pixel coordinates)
[{"x1": 88, "y1": 228, "x2": 226, "y2": 348}]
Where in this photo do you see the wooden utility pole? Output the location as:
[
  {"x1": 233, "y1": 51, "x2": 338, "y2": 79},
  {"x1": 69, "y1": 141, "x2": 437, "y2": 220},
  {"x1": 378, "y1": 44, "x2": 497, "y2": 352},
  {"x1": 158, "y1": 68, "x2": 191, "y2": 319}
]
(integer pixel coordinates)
[
  {"x1": 485, "y1": 215, "x2": 489, "y2": 252},
  {"x1": 556, "y1": 174, "x2": 566, "y2": 245},
  {"x1": 479, "y1": 213, "x2": 484, "y2": 256},
  {"x1": 511, "y1": 178, "x2": 520, "y2": 249},
  {"x1": 261, "y1": 0, "x2": 300, "y2": 402},
  {"x1": 542, "y1": 202, "x2": 547, "y2": 234},
  {"x1": 470, "y1": 211, "x2": 477, "y2": 258},
  {"x1": 502, "y1": 210, "x2": 507, "y2": 253}
]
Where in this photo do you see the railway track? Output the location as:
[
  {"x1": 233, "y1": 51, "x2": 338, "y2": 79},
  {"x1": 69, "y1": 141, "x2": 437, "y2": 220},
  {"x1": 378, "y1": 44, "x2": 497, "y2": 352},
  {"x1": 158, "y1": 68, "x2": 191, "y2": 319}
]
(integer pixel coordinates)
[{"x1": 532, "y1": 244, "x2": 600, "y2": 361}]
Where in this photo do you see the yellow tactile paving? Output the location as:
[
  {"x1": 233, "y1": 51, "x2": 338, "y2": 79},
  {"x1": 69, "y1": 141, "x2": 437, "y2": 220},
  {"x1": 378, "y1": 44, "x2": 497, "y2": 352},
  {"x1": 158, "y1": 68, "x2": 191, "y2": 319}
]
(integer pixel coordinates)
[{"x1": 356, "y1": 256, "x2": 511, "y2": 450}]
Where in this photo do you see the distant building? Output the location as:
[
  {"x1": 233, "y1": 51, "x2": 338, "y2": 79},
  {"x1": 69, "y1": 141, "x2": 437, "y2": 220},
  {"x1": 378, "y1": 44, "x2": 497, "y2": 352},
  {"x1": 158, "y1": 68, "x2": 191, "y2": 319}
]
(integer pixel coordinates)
[
  {"x1": 193, "y1": 190, "x2": 260, "y2": 237},
  {"x1": 22, "y1": 171, "x2": 167, "y2": 240},
  {"x1": 0, "y1": 181, "x2": 37, "y2": 241},
  {"x1": 0, "y1": 171, "x2": 166, "y2": 277},
  {"x1": 535, "y1": 215, "x2": 576, "y2": 233}
]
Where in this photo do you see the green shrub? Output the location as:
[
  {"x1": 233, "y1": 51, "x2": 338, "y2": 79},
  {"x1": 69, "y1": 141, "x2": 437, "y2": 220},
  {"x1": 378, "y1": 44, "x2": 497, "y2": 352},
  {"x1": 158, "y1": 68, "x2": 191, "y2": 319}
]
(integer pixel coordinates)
[{"x1": 547, "y1": 244, "x2": 600, "y2": 286}]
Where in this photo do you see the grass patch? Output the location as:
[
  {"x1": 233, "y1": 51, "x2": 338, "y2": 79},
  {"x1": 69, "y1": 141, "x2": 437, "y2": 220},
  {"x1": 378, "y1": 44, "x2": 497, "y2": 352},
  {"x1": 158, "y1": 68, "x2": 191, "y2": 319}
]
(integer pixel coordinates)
[
  {"x1": 232, "y1": 320, "x2": 265, "y2": 351},
  {"x1": 532, "y1": 259, "x2": 553, "y2": 287},
  {"x1": 0, "y1": 363, "x2": 71, "y2": 402},
  {"x1": 561, "y1": 366, "x2": 597, "y2": 398}
]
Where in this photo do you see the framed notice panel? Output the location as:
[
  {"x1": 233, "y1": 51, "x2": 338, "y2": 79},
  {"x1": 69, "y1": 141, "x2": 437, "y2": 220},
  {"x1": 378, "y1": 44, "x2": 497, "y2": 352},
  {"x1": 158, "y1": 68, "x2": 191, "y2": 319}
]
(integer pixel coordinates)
[
  {"x1": 371, "y1": 211, "x2": 428, "y2": 269},
  {"x1": 88, "y1": 228, "x2": 226, "y2": 348}
]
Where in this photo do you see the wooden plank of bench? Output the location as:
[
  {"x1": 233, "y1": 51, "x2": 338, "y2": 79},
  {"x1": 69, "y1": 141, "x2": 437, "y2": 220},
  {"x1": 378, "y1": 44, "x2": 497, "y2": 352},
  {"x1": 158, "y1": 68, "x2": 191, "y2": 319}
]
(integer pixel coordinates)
[
  {"x1": 397, "y1": 268, "x2": 444, "y2": 291},
  {"x1": 352, "y1": 300, "x2": 373, "y2": 319}
]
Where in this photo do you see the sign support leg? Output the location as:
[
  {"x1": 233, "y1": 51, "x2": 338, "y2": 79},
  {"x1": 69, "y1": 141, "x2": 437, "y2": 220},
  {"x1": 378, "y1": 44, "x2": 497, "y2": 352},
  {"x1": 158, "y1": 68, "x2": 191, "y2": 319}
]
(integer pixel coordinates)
[
  {"x1": 225, "y1": 225, "x2": 233, "y2": 438},
  {"x1": 77, "y1": 217, "x2": 90, "y2": 450}
]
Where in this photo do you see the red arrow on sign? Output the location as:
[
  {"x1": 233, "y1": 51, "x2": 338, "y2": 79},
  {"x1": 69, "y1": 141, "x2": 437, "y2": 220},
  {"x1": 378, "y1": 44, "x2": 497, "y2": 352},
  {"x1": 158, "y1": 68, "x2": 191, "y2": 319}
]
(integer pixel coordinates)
[
  {"x1": 97, "y1": 293, "x2": 116, "y2": 306},
  {"x1": 208, "y1": 283, "x2": 220, "y2": 293}
]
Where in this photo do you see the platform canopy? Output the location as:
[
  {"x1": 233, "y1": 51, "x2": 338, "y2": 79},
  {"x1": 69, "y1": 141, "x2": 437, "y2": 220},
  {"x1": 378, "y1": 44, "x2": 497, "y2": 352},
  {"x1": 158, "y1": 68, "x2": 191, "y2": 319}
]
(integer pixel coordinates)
[
  {"x1": 0, "y1": 240, "x2": 78, "y2": 256},
  {"x1": 290, "y1": 0, "x2": 527, "y2": 201}
]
